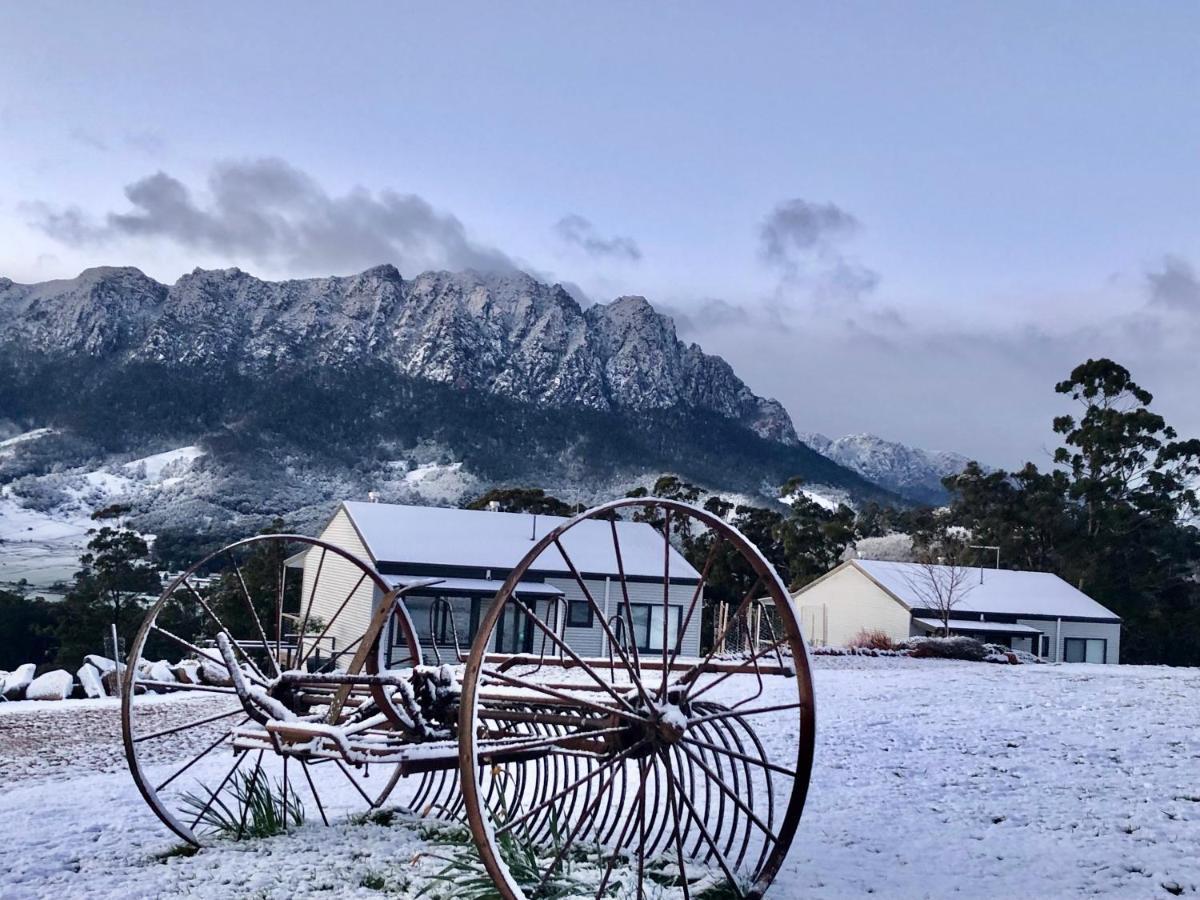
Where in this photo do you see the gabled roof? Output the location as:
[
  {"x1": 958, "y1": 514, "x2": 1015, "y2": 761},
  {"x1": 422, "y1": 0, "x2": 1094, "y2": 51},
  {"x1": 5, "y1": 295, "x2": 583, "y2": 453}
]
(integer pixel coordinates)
[
  {"x1": 341, "y1": 501, "x2": 701, "y2": 581},
  {"x1": 847, "y1": 559, "x2": 1120, "y2": 621}
]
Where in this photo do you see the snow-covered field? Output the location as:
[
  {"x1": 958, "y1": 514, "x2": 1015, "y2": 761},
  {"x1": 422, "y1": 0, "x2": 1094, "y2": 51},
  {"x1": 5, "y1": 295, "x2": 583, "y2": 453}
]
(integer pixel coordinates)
[{"x1": 1, "y1": 657, "x2": 1198, "y2": 898}]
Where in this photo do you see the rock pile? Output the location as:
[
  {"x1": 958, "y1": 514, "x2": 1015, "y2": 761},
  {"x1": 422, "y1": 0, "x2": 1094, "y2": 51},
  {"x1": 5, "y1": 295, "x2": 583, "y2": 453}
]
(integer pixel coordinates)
[{"x1": 0, "y1": 655, "x2": 234, "y2": 701}]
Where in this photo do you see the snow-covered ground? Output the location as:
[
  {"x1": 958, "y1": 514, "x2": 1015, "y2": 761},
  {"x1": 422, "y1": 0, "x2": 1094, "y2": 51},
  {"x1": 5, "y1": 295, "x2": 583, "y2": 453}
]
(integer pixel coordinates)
[{"x1": 1, "y1": 658, "x2": 1198, "y2": 898}]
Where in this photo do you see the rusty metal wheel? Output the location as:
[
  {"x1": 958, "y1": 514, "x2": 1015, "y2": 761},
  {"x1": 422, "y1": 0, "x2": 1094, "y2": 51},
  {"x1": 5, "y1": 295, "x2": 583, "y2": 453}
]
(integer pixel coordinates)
[
  {"x1": 457, "y1": 498, "x2": 816, "y2": 900},
  {"x1": 121, "y1": 534, "x2": 422, "y2": 845}
]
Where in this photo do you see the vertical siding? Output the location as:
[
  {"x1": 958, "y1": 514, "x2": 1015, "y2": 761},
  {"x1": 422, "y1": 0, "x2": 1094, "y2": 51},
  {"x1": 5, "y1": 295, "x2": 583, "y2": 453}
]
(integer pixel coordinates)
[
  {"x1": 793, "y1": 565, "x2": 911, "y2": 647},
  {"x1": 300, "y1": 508, "x2": 380, "y2": 666}
]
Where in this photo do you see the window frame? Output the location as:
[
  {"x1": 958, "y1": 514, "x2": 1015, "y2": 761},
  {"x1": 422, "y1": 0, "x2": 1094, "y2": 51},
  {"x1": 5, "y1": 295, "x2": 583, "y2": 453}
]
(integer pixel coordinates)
[
  {"x1": 626, "y1": 601, "x2": 684, "y2": 654},
  {"x1": 566, "y1": 599, "x2": 594, "y2": 629},
  {"x1": 1062, "y1": 636, "x2": 1107, "y2": 664}
]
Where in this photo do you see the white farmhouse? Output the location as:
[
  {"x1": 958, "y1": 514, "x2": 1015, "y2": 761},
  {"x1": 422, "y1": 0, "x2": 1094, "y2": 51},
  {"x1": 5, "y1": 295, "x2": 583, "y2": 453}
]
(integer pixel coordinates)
[
  {"x1": 793, "y1": 559, "x2": 1121, "y2": 663},
  {"x1": 292, "y1": 501, "x2": 703, "y2": 666}
]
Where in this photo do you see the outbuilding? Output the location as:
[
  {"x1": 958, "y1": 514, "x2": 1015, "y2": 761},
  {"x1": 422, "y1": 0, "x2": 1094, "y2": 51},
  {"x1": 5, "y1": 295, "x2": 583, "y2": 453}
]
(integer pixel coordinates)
[
  {"x1": 293, "y1": 500, "x2": 704, "y2": 666},
  {"x1": 793, "y1": 559, "x2": 1121, "y2": 663}
]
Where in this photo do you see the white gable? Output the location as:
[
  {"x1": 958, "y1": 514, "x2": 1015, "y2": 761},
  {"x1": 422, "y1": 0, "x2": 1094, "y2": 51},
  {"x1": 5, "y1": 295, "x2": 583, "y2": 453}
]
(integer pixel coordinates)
[
  {"x1": 341, "y1": 501, "x2": 702, "y2": 581},
  {"x1": 853, "y1": 559, "x2": 1120, "y2": 621}
]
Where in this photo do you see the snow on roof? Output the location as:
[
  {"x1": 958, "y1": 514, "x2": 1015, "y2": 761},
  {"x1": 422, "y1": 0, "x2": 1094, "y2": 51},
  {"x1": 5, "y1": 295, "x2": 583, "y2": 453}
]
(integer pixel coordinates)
[
  {"x1": 912, "y1": 617, "x2": 1042, "y2": 635},
  {"x1": 342, "y1": 501, "x2": 702, "y2": 581},
  {"x1": 383, "y1": 574, "x2": 564, "y2": 597},
  {"x1": 853, "y1": 559, "x2": 1120, "y2": 621}
]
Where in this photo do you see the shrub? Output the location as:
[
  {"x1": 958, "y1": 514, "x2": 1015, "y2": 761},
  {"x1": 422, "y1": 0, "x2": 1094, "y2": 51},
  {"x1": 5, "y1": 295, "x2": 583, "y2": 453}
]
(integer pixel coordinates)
[
  {"x1": 848, "y1": 629, "x2": 896, "y2": 651},
  {"x1": 903, "y1": 636, "x2": 987, "y2": 661}
]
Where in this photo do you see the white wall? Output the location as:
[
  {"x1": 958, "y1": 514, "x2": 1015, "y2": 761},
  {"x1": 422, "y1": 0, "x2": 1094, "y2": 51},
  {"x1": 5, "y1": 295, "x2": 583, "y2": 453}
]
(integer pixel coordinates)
[
  {"x1": 303, "y1": 507, "x2": 381, "y2": 667},
  {"x1": 793, "y1": 564, "x2": 912, "y2": 647}
]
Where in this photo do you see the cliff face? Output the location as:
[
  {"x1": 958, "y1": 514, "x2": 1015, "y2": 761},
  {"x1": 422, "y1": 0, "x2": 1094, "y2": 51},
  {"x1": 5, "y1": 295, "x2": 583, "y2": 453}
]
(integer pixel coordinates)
[{"x1": 0, "y1": 265, "x2": 798, "y2": 445}]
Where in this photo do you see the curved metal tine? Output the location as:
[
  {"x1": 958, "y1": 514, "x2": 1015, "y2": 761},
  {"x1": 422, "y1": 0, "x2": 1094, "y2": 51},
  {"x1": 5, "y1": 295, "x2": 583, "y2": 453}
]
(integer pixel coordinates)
[
  {"x1": 606, "y1": 614, "x2": 624, "y2": 685},
  {"x1": 593, "y1": 758, "x2": 653, "y2": 898},
  {"x1": 550, "y1": 539, "x2": 653, "y2": 710},
  {"x1": 297, "y1": 570, "x2": 369, "y2": 669},
  {"x1": 504, "y1": 594, "x2": 640, "y2": 714},
  {"x1": 663, "y1": 763, "x2": 746, "y2": 897},
  {"x1": 526, "y1": 593, "x2": 566, "y2": 676},
  {"x1": 677, "y1": 742, "x2": 778, "y2": 849},
  {"x1": 224, "y1": 548, "x2": 282, "y2": 678},
  {"x1": 494, "y1": 738, "x2": 648, "y2": 837},
  {"x1": 134, "y1": 705, "x2": 245, "y2": 743},
  {"x1": 694, "y1": 718, "x2": 742, "y2": 859},
  {"x1": 729, "y1": 715, "x2": 778, "y2": 874},
  {"x1": 680, "y1": 576, "x2": 763, "y2": 701},
  {"x1": 662, "y1": 749, "x2": 693, "y2": 900},
  {"x1": 178, "y1": 578, "x2": 271, "y2": 686},
  {"x1": 688, "y1": 634, "x2": 788, "y2": 706},
  {"x1": 477, "y1": 724, "x2": 629, "y2": 759},
  {"x1": 531, "y1": 757, "x2": 625, "y2": 899}
]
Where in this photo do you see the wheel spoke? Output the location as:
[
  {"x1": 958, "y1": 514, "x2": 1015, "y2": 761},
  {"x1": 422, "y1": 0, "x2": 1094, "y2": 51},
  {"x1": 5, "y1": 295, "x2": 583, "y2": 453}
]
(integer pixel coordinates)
[
  {"x1": 686, "y1": 701, "x2": 806, "y2": 728},
  {"x1": 134, "y1": 706, "x2": 245, "y2": 743},
  {"x1": 297, "y1": 570, "x2": 368, "y2": 669},
  {"x1": 182, "y1": 577, "x2": 270, "y2": 684},
  {"x1": 678, "y1": 576, "x2": 762, "y2": 698},
  {"x1": 609, "y1": 519, "x2": 643, "y2": 680},
  {"x1": 187, "y1": 748, "x2": 249, "y2": 830},
  {"x1": 680, "y1": 735, "x2": 797, "y2": 779},
  {"x1": 660, "y1": 510, "x2": 671, "y2": 701},
  {"x1": 678, "y1": 742, "x2": 778, "y2": 844},
  {"x1": 666, "y1": 537, "x2": 722, "y2": 671},
  {"x1": 293, "y1": 547, "x2": 326, "y2": 667},
  {"x1": 550, "y1": 539, "x2": 654, "y2": 710},
  {"x1": 301, "y1": 760, "x2": 330, "y2": 826},
  {"x1": 149, "y1": 623, "x2": 269, "y2": 689},
  {"x1": 155, "y1": 718, "x2": 247, "y2": 792},
  {"x1": 662, "y1": 748, "x2": 693, "y2": 900},
  {"x1": 480, "y1": 666, "x2": 643, "y2": 723},
  {"x1": 663, "y1": 762, "x2": 745, "y2": 896},
  {"x1": 225, "y1": 550, "x2": 281, "y2": 678},
  {"x1": 687, "y1": 637, "x2": 789, "y2": 704},
  {"x1": 532, "y1": 756, "x2": 624, "y2": 898}
]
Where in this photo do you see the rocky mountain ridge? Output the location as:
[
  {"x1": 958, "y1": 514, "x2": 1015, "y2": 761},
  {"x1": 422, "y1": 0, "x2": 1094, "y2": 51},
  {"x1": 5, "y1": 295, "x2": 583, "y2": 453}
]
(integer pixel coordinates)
[
  {"x1": 801, "y1": 432, "x2": 977, "y2": 504},
  {"x1": 0, "y1": 265, "x2": 796, "y2": 444}
]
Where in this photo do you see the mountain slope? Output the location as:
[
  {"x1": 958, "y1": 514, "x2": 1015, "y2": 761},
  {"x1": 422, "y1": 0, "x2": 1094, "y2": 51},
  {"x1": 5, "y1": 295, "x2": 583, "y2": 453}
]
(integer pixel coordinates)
[
  {"x1": 0, "y1": 266, "x2": 897, "y2": 565},
  {"x1": 801, "y1": 432, "x2": 975, "y2": 505}
]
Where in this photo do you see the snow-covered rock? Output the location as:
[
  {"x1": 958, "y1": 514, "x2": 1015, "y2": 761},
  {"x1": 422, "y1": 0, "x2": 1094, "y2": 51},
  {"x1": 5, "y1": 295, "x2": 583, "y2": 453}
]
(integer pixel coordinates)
[
  {"x1": 84, "y1": 654, "x2": 117, "y2": 675},
  {"x1": 2, "y1": 663, "x2": 36, "y2": 700},
  {"x1": 25, "y1": 669, "x2": 74, "y2": 701},
  {"x1": 199, "y1": 660, "x2": 232, "y2": 686},
  {"x1": 171, "y1": 661, "x2": 201, "y2": 685},
  {"x1": 75, "y1": 663, "x2": 105, "y2": 699}
]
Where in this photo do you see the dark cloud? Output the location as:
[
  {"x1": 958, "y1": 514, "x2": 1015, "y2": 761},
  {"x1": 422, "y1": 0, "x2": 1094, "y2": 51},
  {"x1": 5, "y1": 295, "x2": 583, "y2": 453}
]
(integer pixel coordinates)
[
  {"x1": 759, "y1": 198, "x2": 879, "y2": 302},
  {"x1": 666, "y1": 297, "x2": 753, "y2": 336},
  {"x1": 554, "y1": 214, "x2": 641, "y2": 262},
  {"x1": 1147, "y1": 254, "x2": 1200, "y2": 313},
  {"x1": 34, "y1": 157, "x2": 515, "y2": 276}
]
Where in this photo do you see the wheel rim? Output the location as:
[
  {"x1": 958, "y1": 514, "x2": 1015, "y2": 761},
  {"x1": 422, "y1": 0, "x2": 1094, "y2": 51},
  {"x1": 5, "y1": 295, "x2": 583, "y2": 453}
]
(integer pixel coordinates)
[
  {"x1": 457, "y1": 498, "x2": 816, "y2": 900},
  {"x1": 121, "y1": 534, "x2": 421, "y2": 845}
]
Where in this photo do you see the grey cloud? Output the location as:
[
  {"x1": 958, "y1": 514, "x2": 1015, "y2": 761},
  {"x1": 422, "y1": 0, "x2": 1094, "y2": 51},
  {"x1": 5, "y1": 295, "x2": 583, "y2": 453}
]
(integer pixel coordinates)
[
  {"x1": 34, "y1": 157, "x2": 515, "y2": 276},
  {"x1": 760, "y1": 198, "x2": 879, "y2": 302},
  {"x1": 69, "y1": 127, "x2": 108, "y2": 152},
  {"x1": 554, "y1": 214, "x2": 641, "y2": 262},
  {"x1": 1147, "y1": 255, "x2": 1200, "y2": 312}
]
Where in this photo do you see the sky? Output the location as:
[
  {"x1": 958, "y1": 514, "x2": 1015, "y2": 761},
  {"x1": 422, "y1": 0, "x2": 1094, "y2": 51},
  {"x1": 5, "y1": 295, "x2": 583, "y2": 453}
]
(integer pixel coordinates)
[{"x1": 1, "y1": 2, "x2": 1197, "y2": 467}]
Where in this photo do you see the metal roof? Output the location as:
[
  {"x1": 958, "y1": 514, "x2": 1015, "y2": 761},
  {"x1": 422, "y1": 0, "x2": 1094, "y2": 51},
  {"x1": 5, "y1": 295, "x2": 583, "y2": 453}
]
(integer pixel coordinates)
[
  {"x1": 343, "y1": 501, "x2": 702, "y2": 581},
  {"x1": 383, "y1": 574, "x2": 564, "y2": 597},
  {"x1": 913, "y1": 617, "x2": 1042, "y2": 635},
  {"x1": 852, "y1": 559, "x2": 1120, "y2": 621}
]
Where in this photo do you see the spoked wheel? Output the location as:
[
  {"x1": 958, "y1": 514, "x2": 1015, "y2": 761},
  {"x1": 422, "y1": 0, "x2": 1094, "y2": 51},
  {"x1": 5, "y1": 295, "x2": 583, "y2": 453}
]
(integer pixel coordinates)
[
  {"x1": 458, "y1": 498, "x2": 816, "y2": 900},
  {"x1": 121, "y1": 534, "x2": 422, "y2": 845}
]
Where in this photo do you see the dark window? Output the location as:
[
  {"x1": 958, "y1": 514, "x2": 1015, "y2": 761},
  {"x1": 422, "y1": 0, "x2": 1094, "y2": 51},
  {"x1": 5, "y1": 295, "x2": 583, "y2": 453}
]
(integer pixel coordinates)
[
  {"x1": 1063, "y1": 637, "x2": 1107, "y2": 664},
  {"x1": 1040, "y1": 635, "x2": 1050, "y2": 658},
  {"x1": 627, "y1": 603, "x2": 683, "y2": 653},
  {"x1": 567, "y1": 600, "x2": 593, "y2": 628}
]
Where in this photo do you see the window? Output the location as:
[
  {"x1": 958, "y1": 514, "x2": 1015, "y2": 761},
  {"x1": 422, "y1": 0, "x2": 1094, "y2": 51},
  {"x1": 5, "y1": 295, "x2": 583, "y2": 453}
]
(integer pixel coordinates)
[
  {"x1": 1040, "y1": 635, "x2": 1050, "y2": 658},
  {"x1": 1063, "y1": 637, "x2": 1106, "y2": 664},
  {"x1": 566, "y1": 600, "x2": 593, "y2": 628},
  {"x1": 627, "y1": 603, "x2": 683, "y2": 653}
]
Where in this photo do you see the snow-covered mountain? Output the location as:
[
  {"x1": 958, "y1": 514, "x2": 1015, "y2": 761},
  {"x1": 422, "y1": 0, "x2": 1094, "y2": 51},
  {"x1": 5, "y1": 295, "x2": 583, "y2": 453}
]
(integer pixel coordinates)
[
  {"x1": 800, "y1": 432, "x2": 977, "y2": 505},
  {"x1": 0, "y1": 266, "x2": 896, "y2": 583},
  {"x1": 0, "y1": 265, "x2": 796, "y2": 444}
]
